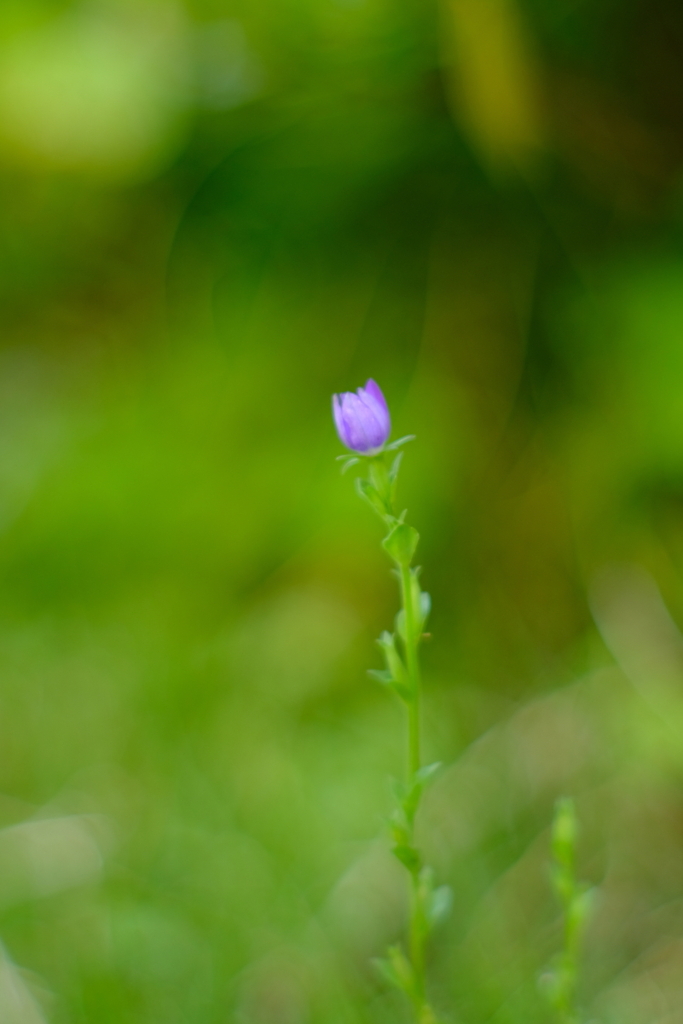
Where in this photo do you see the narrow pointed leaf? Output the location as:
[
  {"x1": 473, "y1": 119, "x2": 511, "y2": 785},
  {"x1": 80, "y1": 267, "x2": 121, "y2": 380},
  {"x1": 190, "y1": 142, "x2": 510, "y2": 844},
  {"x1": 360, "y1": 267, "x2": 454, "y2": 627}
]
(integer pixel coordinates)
[
  {"x1": 374, "y1": 956, "x2": 402, "y2": 991},
  {"x1": 377, "y1": 632, "x2": 408, "y2": 688},
  {"x1": 371, "y1": 672, "x2": 412, "y2": 703},
  {"x1": 389, "y1": 453, "x2": 403, "y2": 508},
  {"x1": 367, "y1": 669, "x2": 393, "y2": 684},
  {"x1": 384, "y1": 945, "x2": 416, "y2": 996},
  {"x1": 374, "y1": 633, "x2": 413, "y2": 702},
  {"x1": 388, "y1": 451, "x2": 404, "y2": 484},
  {"x1": 415, "y1": 762, "x2": 441, "y2": 786}
]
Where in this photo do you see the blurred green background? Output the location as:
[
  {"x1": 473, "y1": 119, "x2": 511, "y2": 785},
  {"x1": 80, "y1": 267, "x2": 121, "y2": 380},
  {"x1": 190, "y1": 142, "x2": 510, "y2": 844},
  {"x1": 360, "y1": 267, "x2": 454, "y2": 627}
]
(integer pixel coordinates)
[{"x1": 3, "y1": 0, "x2": 683, "y2": 1021}]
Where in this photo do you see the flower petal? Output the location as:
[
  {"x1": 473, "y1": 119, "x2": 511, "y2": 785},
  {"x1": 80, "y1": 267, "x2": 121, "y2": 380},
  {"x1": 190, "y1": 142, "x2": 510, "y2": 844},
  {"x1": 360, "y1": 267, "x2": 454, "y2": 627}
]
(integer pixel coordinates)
[
  {"x1": 332, "y1": 380, "x2": 391, "y2": 453},
  {"x1": 340, "y1": 393, "x2": 376, "y2": 452},
  {"x1": 332, "y1": 394, "x2": 350, "y2": 448},
  {"x1": 357, "y1": 380, "x2": 390, "y2": 447},
  {"x1": 362, "y1": 379, "x2": 389, "y2": 420}
]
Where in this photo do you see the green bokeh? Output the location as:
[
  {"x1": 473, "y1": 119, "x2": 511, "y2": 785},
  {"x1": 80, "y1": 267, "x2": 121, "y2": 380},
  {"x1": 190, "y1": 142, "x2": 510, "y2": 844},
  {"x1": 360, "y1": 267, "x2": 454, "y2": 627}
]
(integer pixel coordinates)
[{"x1": 1, "y1": 1, "x2": 683, "y2": 1021}]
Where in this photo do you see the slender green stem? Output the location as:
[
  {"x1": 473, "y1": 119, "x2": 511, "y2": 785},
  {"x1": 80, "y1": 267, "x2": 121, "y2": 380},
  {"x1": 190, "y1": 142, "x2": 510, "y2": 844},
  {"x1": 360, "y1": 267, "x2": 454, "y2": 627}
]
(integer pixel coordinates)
[
  {"x1": 353, "y1": 451, "x2": 441, "y2": 1023},
  {"x1": 400, "y1": 563, "x2": 428, "y2": 1013},
  {"x1": 400, "y1": 565, "x2": 421, "y2": 778}
]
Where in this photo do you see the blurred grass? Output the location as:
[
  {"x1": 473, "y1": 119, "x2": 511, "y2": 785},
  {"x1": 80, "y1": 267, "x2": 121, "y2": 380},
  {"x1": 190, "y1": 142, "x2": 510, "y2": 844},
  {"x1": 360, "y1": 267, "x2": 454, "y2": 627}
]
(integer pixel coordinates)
[{"x1": 2, "y1": 0, "x2": 683, "y2": 1022}]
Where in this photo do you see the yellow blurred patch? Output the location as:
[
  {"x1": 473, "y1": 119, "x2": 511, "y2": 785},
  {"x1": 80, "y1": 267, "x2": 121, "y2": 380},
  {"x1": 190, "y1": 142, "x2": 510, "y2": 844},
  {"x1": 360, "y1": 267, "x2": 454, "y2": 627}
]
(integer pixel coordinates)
[
  {"x1": 439, "y1": 0, "x2": 544, "y2": 172},
  {"x1": 0, "y1": 0, "x2": 192, "y2": 182}
]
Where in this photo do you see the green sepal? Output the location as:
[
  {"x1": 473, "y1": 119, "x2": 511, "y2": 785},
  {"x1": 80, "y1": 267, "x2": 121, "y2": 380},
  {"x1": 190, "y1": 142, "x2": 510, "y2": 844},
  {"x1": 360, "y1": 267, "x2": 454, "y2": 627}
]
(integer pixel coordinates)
[
  {"x1": 392, "y1": 843, "x2": 421, "y2": 874},
  {"x1": 340, "y1": 457, "x2": 360, "y2": 474},
  {"x1": 382, "y1": 523, "x2": 419, "y2": 567},
  {"x1": 420, "y1": 591, "x2": 431, "y2": 625},
  {"x1": 385, "y1": 435, "x2": 416, "y2": 452}
]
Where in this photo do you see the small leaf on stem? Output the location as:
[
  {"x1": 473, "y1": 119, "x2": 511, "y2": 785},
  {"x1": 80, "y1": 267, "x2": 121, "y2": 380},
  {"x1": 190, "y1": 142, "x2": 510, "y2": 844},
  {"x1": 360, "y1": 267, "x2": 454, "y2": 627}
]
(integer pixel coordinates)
[
  {"x1": 369, "y1": 669, "x2": 412, "y2": 703},
  {"x1": 383, "y1": 523, "x2": 419, "y2": 567},
  {"x1": 376, "y1": 632, "x2": 412, "y2": 699},
  {"x1": 367, "y1": 669, "x2": 393, "y2": 685},
  {"x1": 392, "y1": 843, "x2": 421, "y2": 873},
  {"x1": 388, "y1": 451, "x2": 404, "y2": 484},
  {"x1": 401, "y1": 762, "x2": 441, "y2": 821},
  {"x1": 374, "y1": 945, "x2": 416, "y2": 997},
  {"x1": 415, "y1": 762, "x2": 441, "y2": 786}
]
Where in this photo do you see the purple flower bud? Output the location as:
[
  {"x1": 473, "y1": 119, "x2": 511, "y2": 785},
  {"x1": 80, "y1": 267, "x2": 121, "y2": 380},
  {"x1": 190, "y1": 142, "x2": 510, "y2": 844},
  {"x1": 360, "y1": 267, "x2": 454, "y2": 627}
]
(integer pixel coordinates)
[{"x1": 332, "y1": 379, "x2": 391, "y2": 454}]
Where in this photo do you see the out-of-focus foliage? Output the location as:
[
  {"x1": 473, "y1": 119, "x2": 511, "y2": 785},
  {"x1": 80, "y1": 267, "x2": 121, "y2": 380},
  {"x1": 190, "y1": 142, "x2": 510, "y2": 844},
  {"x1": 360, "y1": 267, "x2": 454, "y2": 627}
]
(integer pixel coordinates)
[{"x1": 2, "y1": 0, "x2": 683, "y2": 1021}]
